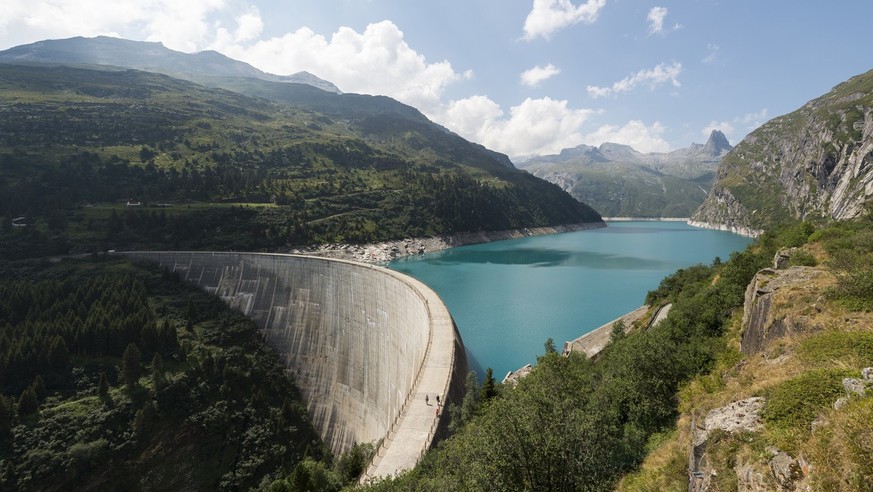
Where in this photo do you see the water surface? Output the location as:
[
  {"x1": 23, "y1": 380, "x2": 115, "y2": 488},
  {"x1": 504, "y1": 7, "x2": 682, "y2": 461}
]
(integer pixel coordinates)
[{"x1": 387, "y1": 221, "x2": 753, "y2": 379}]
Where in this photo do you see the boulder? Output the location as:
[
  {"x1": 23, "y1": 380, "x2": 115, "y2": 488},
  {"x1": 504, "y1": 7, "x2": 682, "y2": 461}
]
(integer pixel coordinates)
[{"x1": 770, "y1": 451, "x2": 804, "y2": 490}]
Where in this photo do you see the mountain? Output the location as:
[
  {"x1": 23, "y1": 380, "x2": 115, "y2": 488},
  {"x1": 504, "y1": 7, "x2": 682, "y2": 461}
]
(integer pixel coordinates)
[
  {"x1": 0, "y1": 35, "x2": 341, "y2": 93},
  {"x1": 517, "y1": 131, "x2": 732, "y2": 217},
  {"x1": 0, "y1": 62, "x2": 600, "y2": 259},
  {"x1": 692, "y1": 69, "x2": 873, "y2": 234}
]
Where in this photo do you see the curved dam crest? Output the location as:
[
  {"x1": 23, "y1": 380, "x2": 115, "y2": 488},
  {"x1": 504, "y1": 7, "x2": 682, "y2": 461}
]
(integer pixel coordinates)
[{"x1": 123, "y1": 251, "x2": 468, "y2": 478}]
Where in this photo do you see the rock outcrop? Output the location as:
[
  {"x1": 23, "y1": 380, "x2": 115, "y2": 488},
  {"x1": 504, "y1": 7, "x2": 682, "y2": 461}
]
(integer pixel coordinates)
[
  {"x1": 690, "y1": 398, "x2": 767, "y2": 492},
  {"x1": 741, "y1": 266, "x2": 825, "y2": 354},
  {"x1": 693, "y1": 69, "x2": 873, "y2": 231}
]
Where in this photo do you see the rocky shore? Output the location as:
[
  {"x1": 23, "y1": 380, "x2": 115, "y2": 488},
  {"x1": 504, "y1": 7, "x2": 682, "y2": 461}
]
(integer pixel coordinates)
[{"x1": 291, "y1": 221, "x2": 606, "y2": 264}]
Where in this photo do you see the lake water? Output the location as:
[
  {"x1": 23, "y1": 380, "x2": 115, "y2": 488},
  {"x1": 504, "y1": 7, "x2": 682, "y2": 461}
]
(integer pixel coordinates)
[{"x1": 387, "y1": 221, "x2": 753, "y2": 379}]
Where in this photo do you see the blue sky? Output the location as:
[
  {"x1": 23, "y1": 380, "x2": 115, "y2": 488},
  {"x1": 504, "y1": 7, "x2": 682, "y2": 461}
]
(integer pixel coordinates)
[{"x1": 2, "y1": 1, "x2": 872, "y2": 159}]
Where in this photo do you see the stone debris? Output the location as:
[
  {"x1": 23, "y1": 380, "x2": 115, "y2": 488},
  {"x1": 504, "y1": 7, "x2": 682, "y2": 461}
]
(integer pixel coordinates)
[{"x1": 292, "y1": 222, "x2": 605, "y2": 264}]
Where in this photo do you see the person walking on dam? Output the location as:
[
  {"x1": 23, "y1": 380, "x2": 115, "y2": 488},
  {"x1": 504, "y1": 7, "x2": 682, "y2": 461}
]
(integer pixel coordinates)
[{"x1": 425, "y1": 394, "x2": 429, "y2": 405}]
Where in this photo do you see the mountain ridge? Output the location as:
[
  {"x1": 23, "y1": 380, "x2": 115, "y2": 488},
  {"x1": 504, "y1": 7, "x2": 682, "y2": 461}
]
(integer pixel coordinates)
[
  {"x1": 692, "y1": 68, "x2": 873, "y2": 233},
  {"x1": 0, "y1": 35, "x2": 342, "y2": 93},
  {"x1": 517, "y1": 130, "x2": 731, "y2": 217}
]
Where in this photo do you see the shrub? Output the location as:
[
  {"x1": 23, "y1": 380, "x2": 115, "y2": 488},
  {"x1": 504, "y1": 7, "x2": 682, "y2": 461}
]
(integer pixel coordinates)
[{"x1": 763, "y1": 369, "x2": 854, "y2": 436}]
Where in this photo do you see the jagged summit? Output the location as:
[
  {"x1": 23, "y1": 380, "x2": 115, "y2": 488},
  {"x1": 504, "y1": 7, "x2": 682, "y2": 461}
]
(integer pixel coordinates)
[
  {"x1": 702, "y1": 130, "x2": 732, "y2": 156},
  {"x1": 0, "y1": 35, "x2": 342, "y2": 93}
]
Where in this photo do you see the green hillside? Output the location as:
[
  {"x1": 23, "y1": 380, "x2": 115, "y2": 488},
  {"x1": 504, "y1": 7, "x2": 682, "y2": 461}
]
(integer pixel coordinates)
[{"x1": 0, "y1": 63, "x2": 600, "y2": 259}]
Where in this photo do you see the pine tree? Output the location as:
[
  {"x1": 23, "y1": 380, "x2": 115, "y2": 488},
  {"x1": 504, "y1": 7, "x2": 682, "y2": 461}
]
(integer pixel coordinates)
[
  {"x1": 31, "y1": 375, "x2": 47, "y2": 400},
  {"x1": 47, "y1": 336, "x2": 70, "y2": 371},
  {"x1": 97, "y1": 372, "x2": 109, "y2": 398},
  {"x1": 122, "y1": 343, "x2": 142, "y2": 390},
  {"x1": 151, "y1": 353, "x2": 166, "y2": 394},
  {"x1": 0, "y1": 395, "x2": 12, "y2": 436},
  {"x1": 17, "y1": 386, "x2": 38, "y2": 417},
  {"x1": 480, "y1": 367, "x2": 497, "y2": 402}
]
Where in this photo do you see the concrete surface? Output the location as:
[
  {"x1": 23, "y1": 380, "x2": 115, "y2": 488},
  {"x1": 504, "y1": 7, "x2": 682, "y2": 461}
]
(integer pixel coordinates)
[
  {"x1": 123, "y1": 251, "x2": 467, "y2": 479},
  {"x1": 562, "y1": 306, "x2": 649, "y2": 358}
]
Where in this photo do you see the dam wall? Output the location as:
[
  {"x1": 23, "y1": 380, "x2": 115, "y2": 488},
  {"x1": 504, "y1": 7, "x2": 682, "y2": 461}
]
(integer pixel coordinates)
[{"x1": 123, "y1": 252, "x2": 467, "y2": 477}]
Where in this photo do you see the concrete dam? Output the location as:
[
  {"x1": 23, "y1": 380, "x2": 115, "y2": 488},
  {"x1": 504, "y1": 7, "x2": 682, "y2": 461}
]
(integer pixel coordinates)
[{"x1": 123, "y1": 252, "x2": 468, "y2": 478}]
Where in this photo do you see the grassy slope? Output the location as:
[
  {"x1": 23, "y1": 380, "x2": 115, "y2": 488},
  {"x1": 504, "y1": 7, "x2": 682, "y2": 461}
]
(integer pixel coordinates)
[
  {"x1": 524, "y1": 161, "x2": 710, "y2": 218},
  {"x1": 618, "y1": 221, "x2": 873, "y2": 491}
]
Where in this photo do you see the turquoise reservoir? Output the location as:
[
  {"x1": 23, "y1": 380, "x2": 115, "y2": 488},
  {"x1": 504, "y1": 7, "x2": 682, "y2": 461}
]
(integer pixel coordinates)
[{"x1": 387, "y1": 221, "x2": 753, "y2": 379}]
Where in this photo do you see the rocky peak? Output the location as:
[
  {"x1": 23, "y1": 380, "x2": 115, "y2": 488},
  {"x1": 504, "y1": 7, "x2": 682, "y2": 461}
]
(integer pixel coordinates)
[
  {"x1": 702, "y1": 130, "x2": 732, "y2": 156},
  {"x1": 598, "y1": 142, "x2": 642, "y2": 162}
]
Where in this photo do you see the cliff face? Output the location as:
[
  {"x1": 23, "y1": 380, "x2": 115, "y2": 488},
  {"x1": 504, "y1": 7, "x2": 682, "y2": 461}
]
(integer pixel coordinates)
[{"x1": 693, "y1": 69, "x2": 873, "y2": 232}]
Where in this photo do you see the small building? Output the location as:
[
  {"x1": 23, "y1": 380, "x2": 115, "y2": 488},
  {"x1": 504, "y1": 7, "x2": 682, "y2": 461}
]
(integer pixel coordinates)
[
  {"x1": 11, "y1": 216, "x2": 32, "y2": 227},
  {"x1": 126, "y1": 200, "x2": 142, "y2": 207}
]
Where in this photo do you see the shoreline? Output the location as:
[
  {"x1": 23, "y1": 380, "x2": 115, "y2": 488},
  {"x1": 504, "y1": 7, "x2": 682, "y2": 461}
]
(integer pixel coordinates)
[
  {"x1": 291, "y1": 221, "x2": 606, "y2": 264},
  {"x1": 687, "y1": 219, "x2": 762, "y2": 238},
  {"x1": 602, "y1": 217, "x2": 690, "y2": 222}
]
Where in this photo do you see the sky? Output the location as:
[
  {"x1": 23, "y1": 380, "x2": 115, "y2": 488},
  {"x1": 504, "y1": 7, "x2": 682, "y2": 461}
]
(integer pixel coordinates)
[{"x1": 1, "y1": 1, "x2": 872, "y2": 160}]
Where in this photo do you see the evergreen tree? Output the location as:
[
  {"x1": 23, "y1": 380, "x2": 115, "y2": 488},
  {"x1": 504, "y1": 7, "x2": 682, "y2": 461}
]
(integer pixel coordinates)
[
  {"x1": 122, "y1": 343, "x2": 142, "y2": 390},
  {"x1": 0, "y1": 395, "x2": 12, "y2": 436},
  {"x1": 544, "y1": 337, "x2": 557, "y2": 354},
  {"x1": 480, "y1": 367, "x2": 497, "y2": 402},
  {"x1": 47, "y1": 336, "x2": 70, "y2": 371},
  {"x1": 151, "y1": 353, "x2": 166, "y2": 394},
  {"x1": 31, "y1": 375, "x2": 47, "y2": 400},
  {"x1": 97, "y1": 372, "x2": 110, "y2": 398},
  {"x1": 17, "y1": 386, "x2": 39, "y2": 416}
]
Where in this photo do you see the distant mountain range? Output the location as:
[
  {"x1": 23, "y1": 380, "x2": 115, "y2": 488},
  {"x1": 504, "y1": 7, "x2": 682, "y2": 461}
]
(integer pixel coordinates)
[
  {"x1": 0, "y1": 35, "x2": 342, "y2": 93},
  {"x1": 517, "y1": 130, "x2": 732, "y2": 217},
  {"x1": 692, "y1": 68, "x2": 873, "y2": 234}
]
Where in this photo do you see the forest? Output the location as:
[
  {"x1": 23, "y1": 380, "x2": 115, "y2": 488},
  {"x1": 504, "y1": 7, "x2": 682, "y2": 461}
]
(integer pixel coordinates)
[{"x1": 0, "y1": 258, "x2": 369, "y2": 491}]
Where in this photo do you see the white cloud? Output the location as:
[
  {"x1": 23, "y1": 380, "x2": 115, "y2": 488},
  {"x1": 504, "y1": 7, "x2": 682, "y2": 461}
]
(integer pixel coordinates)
[
  {"x1": 214, "y1": 21, "x2": 469, "y2": 113},
  {"x1": 702, "y1": 43, "x2": 719, "y2": 63},
  {"x1": 702, "y1": 121, "x2": 735, "y2": 140},
  {"x1": 740, "y1": 108, "x2": 768, "y2": 127},
  {"x1": 0, "y1": 0, "x2": 226, "y2": 52},
  {"x1": 587, "y1": 61, "x2": 682, "y2": 98},
  {"x1": 520, "y1": 64, "x2": 561, "y2": 87},
  {"x1": 700, "y1": 108, "x2": 768, "y2": 143},
  {"x1": 583, "y1": 120, "x2": 670, "y2": 153},
  {"x1": 522, "y1": 0, "x2": 608, "y2": 41},
  {"x1": 647, "y1": 7, "x2": 667, "y2": 34},
  {"x1": 437, "y1": 96, "x2": 594, "y2": 158}
]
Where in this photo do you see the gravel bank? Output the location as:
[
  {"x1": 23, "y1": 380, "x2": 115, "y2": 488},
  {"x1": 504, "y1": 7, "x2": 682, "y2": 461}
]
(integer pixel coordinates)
[{"x1": 292, "y1": 221, "x2": 606, "y2": 264}]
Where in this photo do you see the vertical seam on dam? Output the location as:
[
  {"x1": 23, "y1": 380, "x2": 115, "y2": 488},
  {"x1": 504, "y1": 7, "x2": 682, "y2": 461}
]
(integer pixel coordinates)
[{"x1": 121, "y1": 251, "x2": 468, "y2": 480}]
